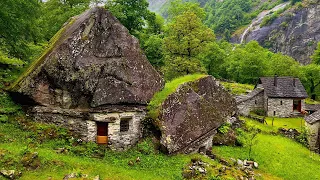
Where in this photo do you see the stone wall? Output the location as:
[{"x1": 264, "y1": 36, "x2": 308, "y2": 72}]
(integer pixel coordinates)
[
  {"x1": 90, "y1": 112, "x2": 145, "y2": 151},
  {"x1": 238, "y1": 91, "x2": 264, "y2": 116},
  {"x1": 267, "y1": 98, "x2": 293, "y2": 117},
  {"x1": 305, "y1": 121, "x2": 320, "y2": 153},
  {"x1": 31, "y1": 106, "x2": 145, "y2": 151}
]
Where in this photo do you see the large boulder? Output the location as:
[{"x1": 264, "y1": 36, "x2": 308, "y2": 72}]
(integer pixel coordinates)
[
  {"x1": 9, "y1": 7, "x2": 163, "y2": 108},
  {"x1": 158, "y1": 76, "x2": 238, "y2": 154}
]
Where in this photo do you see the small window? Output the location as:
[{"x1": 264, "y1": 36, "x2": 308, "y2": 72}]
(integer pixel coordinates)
[
  {"x1": 273, "y1": 111, "x2": 276, "y2": 116},
  {"x1": 280, "y1": 101, "x2": 283, "y2": 105},
  {"x1": 120, "y1": 118, "x2": 130, "y2": 132},
  {"x1": 255, "y1": 100, "x2": 257, "y2": 105}
]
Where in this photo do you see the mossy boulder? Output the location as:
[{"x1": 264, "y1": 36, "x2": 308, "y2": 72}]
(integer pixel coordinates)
[
  {"x1": 9, "y1": 7, "x2": 163, "y2": 108},
  {"x1": 157, "y1": 76, "x2": 238, "y2": 154}
]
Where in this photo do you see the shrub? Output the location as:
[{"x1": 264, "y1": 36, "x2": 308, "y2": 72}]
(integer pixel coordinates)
[{"x1": 218, "y1": 123, "x2": 231, "y2": 134}]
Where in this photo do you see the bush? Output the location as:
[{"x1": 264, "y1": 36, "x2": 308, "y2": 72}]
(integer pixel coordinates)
[
  {"x1": 251, "y1": 109, "x2": 266, "y2": 116},
  {"x1": 137, "y1": 138, "x2": 156, "y2": 155},
  {"x1": 218, "y1": 123, "x2": 231, "y2": 134}
]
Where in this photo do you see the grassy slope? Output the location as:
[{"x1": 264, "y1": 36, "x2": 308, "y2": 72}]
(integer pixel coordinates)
[
  {"x1": 213, "y1": 117, "x2": 320, "y2": 180},
  {"x1": 220, "y1": 81, "x2": 254, "y2": 95},
  {"x1": 0, "y1": 122, "x2": 194, "y2": 180}
]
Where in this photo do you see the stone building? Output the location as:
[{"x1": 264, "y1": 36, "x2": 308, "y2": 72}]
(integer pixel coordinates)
[
  {"x1": 305, "y1": 110, "x2": 320, "y2": 153},
  {"x1": 237, "y1": 76, "x2": 308, "y2": 117},
  {"x1": 8, "y1": 7, "x2": 164, "y2": 151}
]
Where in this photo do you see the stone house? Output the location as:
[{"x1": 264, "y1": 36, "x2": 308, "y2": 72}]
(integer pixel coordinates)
[
  {"x1": 237, "y1": 76, "x2": 308, "y2": 117},
  {"x1": 305, "y1": 110, "x2": 320, "y2": 153},
  {"x1": 8, "y1": 7, "x2": 164, "y2": 151}
]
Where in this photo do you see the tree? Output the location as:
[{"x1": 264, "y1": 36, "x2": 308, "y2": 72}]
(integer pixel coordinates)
[
  {"x1": 311, "y1": 42, "x2": 320, "y2": 65},
  {"x1": 163, "y1": 7, "x2": 215, "y2": 80},
  {"x1": 37, "y1": 0, "x2": 90, "y2": 41},
  {"x1": 300, "y1": 64, "x2": 320, "y2": 100},
  {"x1": 106, "y1": 0, "x2": 154, "y2": 36},
  {"x1": 0, "y1": 0, "x2": 41, "y2": 59},
  {"x1": 142, "y1": 35, "x2": 164, "y2": 68}
]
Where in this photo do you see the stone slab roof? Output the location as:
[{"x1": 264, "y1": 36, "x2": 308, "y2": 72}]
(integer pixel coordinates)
[
  {"x1": 305, "y1": 110, "x2": 320, "y2": 124},
  {"x1": 305, "y1": 104, "x2": 320, "y2": 111},
  {"x1": 259, "y1": 77, "x2": 308, "y2": 98},
  {"x1": 236, "y1": 88, "x2": 264, "y2": 104}
]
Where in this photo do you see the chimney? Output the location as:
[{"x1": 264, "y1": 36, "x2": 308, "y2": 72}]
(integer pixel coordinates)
[
  {"x1": 293, "y1": 78, "x2": 296, "y2": 87},
  {"x1": 274, "y1": 74, "x2": 278, "y2": 86}
]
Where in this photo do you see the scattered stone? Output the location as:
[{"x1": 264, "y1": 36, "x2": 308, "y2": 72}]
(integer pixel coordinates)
[
  {"x1": 54, "y1": 148, "x2": 68, "y2": 154},
  {"x1": 279, "y1": 128, "x2": 300, "y2": 139},
  {"x1": 219, "y1": 166, "x2": 227, "y2": 173},
  {"x1": 0, "y1": 170, "x2": 22, "y2": 180},
  {"x1": 237, "y1": 159, "x2": 244, "y2": 166},
  {"x1": 253, "y1": 162, "x2": 259, "y2": 169},
  {"x1": 21, "y1": 152, "x2": 41, "y2": 170},
  {"x1": 219, "y1": 158, "x2": 230, "y2": 166},
  {"x1": 128, "y1": 160, "x2": 134, "y2": 166},
  {"x1": 93, "y1": 175, "x2": 100, "y2": 180},
  {"x1": 63, "y1": 173, "x2": 76, "y2": 180},
  {"x1": 182, "y1": 158, "x2": 208, "y2": 179},
  {"x1": 136, "y1": 157, "x2": 140, "y2": 163}
]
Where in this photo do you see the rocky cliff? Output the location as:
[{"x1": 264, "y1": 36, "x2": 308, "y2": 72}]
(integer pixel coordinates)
[{"x1": 233, "y1": 0, "x2": 320, "y2": 65}]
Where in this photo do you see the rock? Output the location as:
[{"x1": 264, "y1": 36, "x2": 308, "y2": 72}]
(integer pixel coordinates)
[
  {"x1": 63, "y1": 173, "x2": 76, "y2": 180},
  {"x1": 128, "y1": 160, "x2": 134, "y2": 166},
  {"x1": 237, "y1": 159, "x2": 244, "y2": 166},
  {"x1": 232, "y1": 2, "x2": 320, "y2": 65},
  {"x1": 136, "y1": 157, "x2": 140, "y2": 163},
  {"x1": 93, "y1": 175, "x2": 100, "y2": 180},
  {"x1": 21, "y1": 152, "x2": 41, "y2": 170},
  {"x1": 212, "y1": 129, "x2": 237, "y2": 146},
  {"x1": 219, "y1": 166, "x2": 227, "y2": 173},
  {"x1": 253, "y1": 162, "x2": 259, "y2": 169},
  {"x1": 55, "y1": 148, "x2": 68, "y2": 154},
  {"x1": 0, "y1": 170, "x2": 22, "y2": 180},
  {"x1": 158, "y1": 76, "x2": 238, "y2": 154},
  {"x1": 198, "y1": 167, "x2": 206, "y2": 174},
  {"x1": 9, "y1": 7, "x2": 164, "y2": 108}
]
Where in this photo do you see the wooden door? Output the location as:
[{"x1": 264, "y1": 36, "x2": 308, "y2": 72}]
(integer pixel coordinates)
[{"x1": 96, "y1": 122, "x2": 108, "y2": 144}]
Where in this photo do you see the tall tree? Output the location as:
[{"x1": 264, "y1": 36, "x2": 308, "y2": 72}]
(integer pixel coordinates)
[
  {"x1": 311, "y1": 42, "x2": 320, "y2": 65},
  {"x1": 38, "y1": 0, "x2": 90, "y2": 41},
  {"x1": 163, "y1": 2, "x2": 215, "y2": 80},
  {"x1": 0, "y1": 0, "x2": 41, "y2": 59},
  {"x1": 106, "y1": 0, "x2": 154, "y2": 36},
  {"x1": 300, "y1": 64, "x2": 320, "y2": 100}
]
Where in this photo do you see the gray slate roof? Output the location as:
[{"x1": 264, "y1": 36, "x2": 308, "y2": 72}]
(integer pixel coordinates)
[
  {"x1": 305, "y1": 110, "x2": 320, "y2": 124},
  {"x1": 236, "y1": 88, "x2": 264, "y2": 103},
  {"x1": 259, "y1": 77, "x2": 308, "y2": 98},
  {"x1": 305, "y1": 104, "x2": 320, "y2": 111}
]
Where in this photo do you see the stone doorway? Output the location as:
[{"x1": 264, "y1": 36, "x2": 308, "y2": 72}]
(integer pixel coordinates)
[
  {"x1": 293, "y1": 100, "x2": 302, "y2": 112},
  {"x1": 97, "y1": 122, "x2": 108, "y2": 144}
]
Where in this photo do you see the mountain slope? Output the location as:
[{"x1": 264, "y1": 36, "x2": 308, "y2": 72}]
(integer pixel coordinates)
[{"x1": 233, "y1": 1, "x2": 320, "y2": 64}]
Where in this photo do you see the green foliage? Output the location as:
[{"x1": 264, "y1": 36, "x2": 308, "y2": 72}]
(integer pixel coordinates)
[
  {"x1": 163, "y1": 2, "x2": 214, "y2": 80},
  {"x1": 137, "y1": 138, "x2": 156, "y2": 155},
  {"x1": 251, "y1": 109, "x2": 266, "y2": 116},
  {"x1": 142, "y1": 35, "x2": 164, "y2": 67},
  {"x1": 311, "y1": 42, "x2": 320, "y2": 65},
  {"x1": 218, "y1": 123, "x2": 231, "y2": 134},
  {"x1": 0, "y1": 0, "x2": 41, "y2": 59},
  {"x1": 299, "y1": 64, "x2": 320, "y2": 100},
  {"x1": 147, "y1": 74, "x2": 207, "y2": 120},
  {"x1": 106, "y1": 0, "x2": 154, "y2": 36},
  {"x1": 37, "y1": 0, "x2": 89, "y2": 41}
]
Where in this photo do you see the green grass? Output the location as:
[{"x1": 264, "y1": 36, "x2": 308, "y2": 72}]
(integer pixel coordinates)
[
  {"x1": 214, "y1": 117, "x2": 320, "y2": 180},
  {"x1": 213, "y1": 133, "x2": 320, "y2": 180},
  {"x1": 243, "y1": 116, "x2": 305, "y2": 133},
  {"x1": 147, "y1": 74, "x2": 207, "y2": 120},
  {"x1": 220, "y1": 81, "x2": 254, "y2": 95},
  {"x1": 305, "y1": 98, "x2": 320, "y2": 105},
  {"x1": 265, "y1": 117, "x2": 305, "y2": 131},
  {"x1": 0, "y1": 121, "x2": 203, "y2": 180}
]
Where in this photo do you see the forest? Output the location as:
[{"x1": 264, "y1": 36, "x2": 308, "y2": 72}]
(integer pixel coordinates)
[{"x1": 0, "y1": 0, "x2": 319, "y2": 100}]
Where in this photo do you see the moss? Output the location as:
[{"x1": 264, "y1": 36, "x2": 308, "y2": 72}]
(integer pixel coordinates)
[
  {"x1": 147, "y1": 74, "x2": 207, "y2": 120},
  {"x1": 9, "y1": 17, "x2": 77, "y2": 92},
  {"x1": 81, "y1": 15, "x2": 95, "y2": 41}
]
